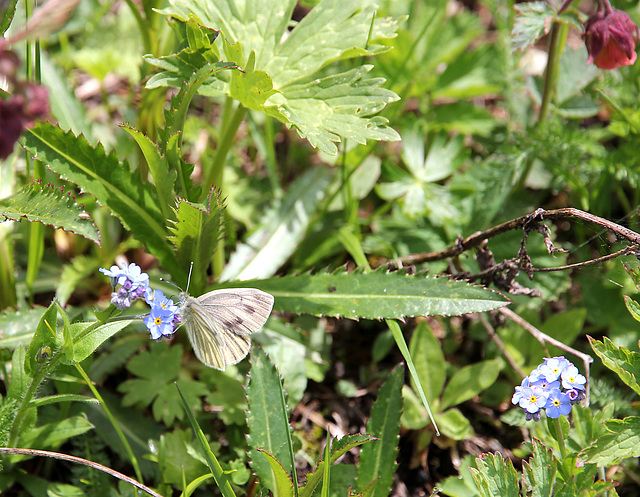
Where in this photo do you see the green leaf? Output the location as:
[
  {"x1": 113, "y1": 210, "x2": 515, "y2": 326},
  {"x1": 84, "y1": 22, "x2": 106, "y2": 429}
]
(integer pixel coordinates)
[
  {"x1": 579, "y1": 416, "x2": 640, "y2": 466},
  {"x1": 471, "y1": 452, "x2": 520, "y2": 497},
  {"x1": 408, "y1": 321, "x2": 446, "y2": 401},
  {"x1": 268, "y1": 65, "x2": 400, "y2": 155},
  {"x1": 56, "y1": 256, "x2": 99, "y2": 307},
  {"x1": 0, "y1": 181, "x2": 99, "y2": 244},
  {"x1": 20, "y1": 415, "x2": 94, "y2": 448},
  {"x1": 624, "y1": 296, "x2": 640, "y2": 323},
  {"x1": 246, "y1": 346, "x2": 295, "y2": 494},
  {"x1": 154, "y1": 0, "x2": 401, "y2": 154},
  {"x1": 511, "y1": 2, "x2": 555, "y2": 52},
  {"x1": 255, "y1": 450, "x2": 295, "y2": 497},
  {"x1": 118, "y1": 342, "x2": 207, "y2": 425},
  {"x1": 225, "y1": 268, "x2": 509, "y2": 320},
  {"x1": 174, "y1": 386, "x2": 236, "y2": 497},
  {"x1": 301, "y1": 435, "x2": 376, "y2": 497},
  {"x1": 22, "y1": 122, "x2": 183, "y2": 280},
  {"x1": 356, "y1": 364, "x2": 403, "y2": 497},
  {"x1": 28, "y1": 394, "x2": 99, "y2": 408},
  {"x1": 441, "y1": 359, "x2": 502, "y2": 410},
  {"x1": 169, "y1": 187, "x2": 226, "y2": 292},
  {"x1": 7, "y1": 346, "x2": 28, "y2": 402},
  {"x1": 434, "y1": 408, "x2": 473, "y2": 441},
  {"x1": 588, "y1": 336, "x2": 640, "y2": 397},
  {"x1": 25, "y1": 302, "x2": 58, "y2": 378},
  {"x1": 221, "y1": 167, "x2": 333, "y2": 282},
  {"x1": 62, "y1": 319, "x2": 136, "y2": 365},
  {"x1": 522, "y1": 439, "x2": 557, "y2": 497},
  {"x1": 0, "y1": 307, "x2": 47, "y2": 350}
]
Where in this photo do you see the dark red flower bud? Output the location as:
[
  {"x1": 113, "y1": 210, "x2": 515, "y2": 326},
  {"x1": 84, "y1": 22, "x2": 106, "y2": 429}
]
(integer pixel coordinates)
[
  {"x1": 22, "y1": 83, "x2": 49, "y2": 125},
  {"x1": 583, "y1": 7, "x2": 640, "y2": 70},
  {"x1": 0, "y1": 98, "x2": 27, "y2": 159}
]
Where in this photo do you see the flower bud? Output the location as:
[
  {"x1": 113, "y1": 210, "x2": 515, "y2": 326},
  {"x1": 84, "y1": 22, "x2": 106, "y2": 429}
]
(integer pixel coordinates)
[{"x1": 583, "y1": 7, "x2": 640, "y2": 70}]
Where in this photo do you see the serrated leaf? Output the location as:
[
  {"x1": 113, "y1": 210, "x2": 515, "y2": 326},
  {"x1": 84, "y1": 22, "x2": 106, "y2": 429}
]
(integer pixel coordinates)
[
  {"x1": 300, "y1": 434, "x2": 376, "y2": 497},
  {"x1": 588, "y1": 336, "x2": 640, "y2": 397},
  {"x1": 0, "y1": 181, "x2": 99, "y2": 244},
  {"x1": 246, "y1": 346, "x2": 294, "y2": 494},
  {"x1": 356, "y1": 364, "x2": 403, "y2": 497},
  {"x1": 522, "y1": 439, "x2": 557, "y2": 497},
  {"x1": 255, "y1": 450, "x2": 295, "y2": 497},
  {"x1": 471, "y1": 452, "x2": 520, "y2": 497},
  {"x1": 624, "y1": 296, "x2": 640, "y2": 323},
  {"x1": 224, "y1": 268, "x2": 509, "y2": 320},
  {"x1": 169, "y1": 187, "x2": 225, "y2": 292},
  {"x1": 512, "y1": 2, "x2": 554, "y2": 52},
  {"x1": 154, "y1": 0, "x2": 400, "y2": 154},
  {"x1": 269, "y1": 66, "x2": 400, "y2": 155},
  {"x1": 579, "y1": 416, "x2": 640, "y2": 466},
  {"x1": 23, "y1": 122, "x2": 183, "y2": 280},
  {"x1": 221, "y1": 167, "x2": 333, "y2": 282},
  {"x1": 441, "y1": 359, "x2": 502, "y2": 410}
]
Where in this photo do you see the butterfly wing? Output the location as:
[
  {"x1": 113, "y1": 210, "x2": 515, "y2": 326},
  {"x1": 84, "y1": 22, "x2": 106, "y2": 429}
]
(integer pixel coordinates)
[
  {"x1": 181, "y1": 297, "x2": 227, "y2": 370},
  {"x1": 196, "y1": 288, "x2": 274, "y2": 336},
  {"x1": 184, "y1": 289, "x2": 274, "y2": 369}
]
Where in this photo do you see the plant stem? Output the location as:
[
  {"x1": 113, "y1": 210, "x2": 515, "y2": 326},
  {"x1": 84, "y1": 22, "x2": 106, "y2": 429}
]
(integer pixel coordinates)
[
  {"x1": 75, "y1": 364, "x2": 144, "y2": 486},
  {"x1": 553, "y1": 417, "x2": 568, "y2": 459}
]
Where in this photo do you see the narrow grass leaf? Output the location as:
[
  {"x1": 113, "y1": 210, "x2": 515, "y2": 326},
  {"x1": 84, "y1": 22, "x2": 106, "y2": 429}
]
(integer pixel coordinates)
[
  {"x1": 28, "y1": 394, "x2": 99, "y2": 408},
  {"x1": 175, "y1": 383, "x2": 236, "y2": 497},
  {"x1": 356, "y1": 364, "x2": 404, "y2": 497}
]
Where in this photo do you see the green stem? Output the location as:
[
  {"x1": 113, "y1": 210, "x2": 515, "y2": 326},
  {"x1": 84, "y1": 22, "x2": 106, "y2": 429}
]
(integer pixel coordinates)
[
  {"x1": 205, "y1": 100, "x2": 247, "y2": 278},
  {"x1": 75, "y1": 364, "x2": 144, "y2": 486},
  {"x1": 552, "y1": 417, "x2": 568, "y2": 459},
  {"x1": 8, "y1": 352, "x2": 63, "y2": 447},
  {"x1": 122, "y1": 0, "x2": 152, "y2": 56}
]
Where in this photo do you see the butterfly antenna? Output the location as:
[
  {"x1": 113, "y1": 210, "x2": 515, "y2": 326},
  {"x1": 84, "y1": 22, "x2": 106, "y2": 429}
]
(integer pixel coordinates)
[
  {"x1": 159, "y1": 277, "x2": 183, "y2": 292},
  {"x1": 186, "y1": 262, "x2": 194, "y2": 293}
]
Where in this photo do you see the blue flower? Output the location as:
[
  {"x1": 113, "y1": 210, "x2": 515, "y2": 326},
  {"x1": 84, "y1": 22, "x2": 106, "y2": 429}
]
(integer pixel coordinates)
[
  {"x1": 143, "y1": 305, "x2": 177, "y2": 340},
  {"x1": 99, "y1": 262, "x2": 150, "y2": 310},
  {"x1": 145, "y1": 289, "x2": 179, "y2": 314},
  {"x1": 538, "y1": 356, "x2": 570, "y2": 382},
  {"x1": 513, "y1": 356, "x2": 587, "y2": 421},
  {"x1": 518, "y1": 385, "x2": 548, "y2": 414},
  {"x1": 544, "y1": 388, "x2": 572, "y2": 419},
  {"x1": 561, "y1": 364, "x2": 586, "y2": 391}
]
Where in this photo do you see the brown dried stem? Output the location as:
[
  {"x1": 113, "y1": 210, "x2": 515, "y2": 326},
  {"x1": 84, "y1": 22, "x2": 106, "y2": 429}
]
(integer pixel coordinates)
[{"x1": 0, "y1": 448, "x2": 163, "y2": 497}]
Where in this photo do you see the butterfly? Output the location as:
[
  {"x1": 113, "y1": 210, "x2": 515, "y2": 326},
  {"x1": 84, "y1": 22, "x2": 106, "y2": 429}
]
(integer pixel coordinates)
[{"x1": 179, "y1": 288, "x2": 274, "y2": 370}]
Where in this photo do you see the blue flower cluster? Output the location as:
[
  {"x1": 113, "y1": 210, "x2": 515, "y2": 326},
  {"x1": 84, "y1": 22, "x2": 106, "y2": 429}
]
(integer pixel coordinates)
[
  {"x1": 99, "y1": 262, "x2": 181, "y2": 339},
  {"x1": 512, "y1": 356, "x2": 586, "y2": 421}
]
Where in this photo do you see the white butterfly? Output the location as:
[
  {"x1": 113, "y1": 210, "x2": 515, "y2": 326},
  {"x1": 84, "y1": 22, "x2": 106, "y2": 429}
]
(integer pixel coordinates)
[{"x1": 179, "y1": 288, "x2": 274, "y2": 370}]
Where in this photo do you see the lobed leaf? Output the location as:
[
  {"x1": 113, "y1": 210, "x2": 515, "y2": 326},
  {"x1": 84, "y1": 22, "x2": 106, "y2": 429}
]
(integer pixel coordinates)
[
  {"x1": 356, "y1": 364, "x2": 404, "y2": 497},
  {"x1": 522, "y1": 439, "x2": 557, "y2": 497},
  {"x1": 471, "y1": 452, "x2": 520, "y2": 497},
  {"x1": 0, "y1": 181, "x2": 99, "y2": 244},
  {"x1": 579, "y1": 416, "x2": 640, "y2": 466},
  {"x1": 511, "y1": 2, "x2": 554, "y2": 52},
  {"x1": 223, "y1": 268, "x2": 510, "y2": 320}
]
